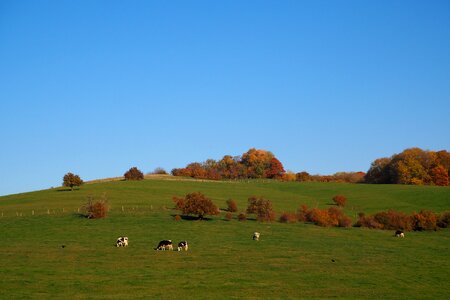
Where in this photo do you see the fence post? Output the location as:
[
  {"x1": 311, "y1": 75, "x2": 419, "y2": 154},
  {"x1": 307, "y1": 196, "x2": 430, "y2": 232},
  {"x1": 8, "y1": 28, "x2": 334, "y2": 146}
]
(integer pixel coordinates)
[
  {"x1": 32, "y1": 210, "x2": 34, "y2": 216},
  {"x1": 122, "y1": 206, "x2": 124, "y2": 212},
  {"x1": 47, "y1": 209, "x2": 50, "y2": 215}
]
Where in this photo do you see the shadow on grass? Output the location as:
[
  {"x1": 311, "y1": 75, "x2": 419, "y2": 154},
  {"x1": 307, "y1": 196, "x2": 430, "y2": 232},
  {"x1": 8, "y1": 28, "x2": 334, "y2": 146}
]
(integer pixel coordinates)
[
  {"x1": 170, "y1": 214, "x2": 213, "y2": 221},
  {"x1": 72, "y1": 213, "x2": 87, "y2": 219}
]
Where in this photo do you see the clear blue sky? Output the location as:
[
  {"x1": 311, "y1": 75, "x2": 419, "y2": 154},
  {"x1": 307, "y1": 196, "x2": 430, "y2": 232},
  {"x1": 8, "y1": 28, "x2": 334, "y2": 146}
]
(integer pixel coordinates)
[{"x1": 1, "y1": 0, "x2": 449, "y2": 196}]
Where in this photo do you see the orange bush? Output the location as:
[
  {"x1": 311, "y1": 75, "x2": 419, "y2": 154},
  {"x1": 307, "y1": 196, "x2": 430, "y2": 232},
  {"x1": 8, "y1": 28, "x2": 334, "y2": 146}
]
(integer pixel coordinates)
[
  {"x1": 173, "y1": 192, "x2": 219, "y2": 220},
  {"x1": 226, "y1": 199, "x2": 238, "y2": 212},
  {"x1": 246, "y1": 196, "x2": 276, "y2": 222},
  {"x1": 225, "y1": 212, "x2": 233, "y2": 221},
  {"x1": 411, "y1": 210, "x2": 438, "y2": 231},
  {"x1": 124, "y1": 167, "x2": 144, "y2": 180},
  {"x1": 237, "y1": 213, "x2": 247, "y2": 221},
  {"x1": 279, "y1": 212, "x2": 298, "y2": 223},
  {"x1": 438, "y1": 211, "x2": 450, "y2": 228},
  {"x1": 174, "y1": 215, "x2": 182, "y2": 221},
  {"x1": 84, "y1": 195, "x2": 109, "y2": 219},
  {"x1": 332, "y1": 195, "x2": 347, "y2": 207}
]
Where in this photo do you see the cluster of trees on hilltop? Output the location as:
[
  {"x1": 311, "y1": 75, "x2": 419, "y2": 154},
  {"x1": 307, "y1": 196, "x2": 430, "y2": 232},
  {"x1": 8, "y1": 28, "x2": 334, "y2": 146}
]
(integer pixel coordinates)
[
  {"x1": 365, "y1": 148, "x2": 450, "y2": 186},
  {"x1": 171, "y1": 148, "x2": 286, "y2": 180}
]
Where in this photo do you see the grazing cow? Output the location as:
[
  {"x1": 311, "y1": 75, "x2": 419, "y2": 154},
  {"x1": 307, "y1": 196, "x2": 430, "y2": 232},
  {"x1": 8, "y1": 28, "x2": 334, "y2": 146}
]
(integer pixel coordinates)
[
  {"x1": 116, "y1": 236, "x2": 129, "y2": 247},
  {"x1": 155, "y1": 240, "x2": 173, "y2": 251},
  {"x1": 253, "y1": 232, "x2": 260, "y2": 241},
  {"x1": 177, "y1": 241, "x2": 188, "y2": 251},
  {"x1": 395, "y1": 230, "x2": 405, "y2": 238}
]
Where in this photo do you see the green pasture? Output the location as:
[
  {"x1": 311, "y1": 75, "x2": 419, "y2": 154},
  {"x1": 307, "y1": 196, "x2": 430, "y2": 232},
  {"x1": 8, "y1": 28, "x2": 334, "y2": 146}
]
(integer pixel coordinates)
[{"x1": 1, "y1": 178, "x2": 449, "y2": 299}]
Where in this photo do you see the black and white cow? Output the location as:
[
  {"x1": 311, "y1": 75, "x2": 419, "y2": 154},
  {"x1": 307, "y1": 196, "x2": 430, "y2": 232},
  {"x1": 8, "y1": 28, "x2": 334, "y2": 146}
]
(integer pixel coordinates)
[
  {"x1": 395, "y1": 230, "x2": 405, "y2": 238},
  {"x1": 253, "y1": 232, "x2": 260, "y2": 241},
  {"x1": 177, "y1": 241, "x2": 188, "y2": 251},
  {"x1": 116, "y1": 236, "x2": 129, "y2": 247},
  {"x1": 155, "y1": 240, "x2": 173, "y2": 251}
]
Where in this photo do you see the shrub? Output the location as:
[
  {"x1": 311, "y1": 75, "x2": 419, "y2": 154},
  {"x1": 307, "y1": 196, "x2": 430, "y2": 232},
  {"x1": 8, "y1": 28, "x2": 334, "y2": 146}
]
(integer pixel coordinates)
[
  {"x1": 225, "y1": 212, "x2": 233, "y2": 221},
  {"x1": 174, "y1": 215, "x2": 182, "y2": 221},
  {"x1": 174, "y1": 192, "x2": 219, "y2": 220},
  {"x1": 297, "y1": 205, "x2": 353, "y2": 227},
  {"x1": 172, "y1": 196, "x2": 185, "y2": 210},
  {"x1": 84, "y1": 194, "x2": 109, "y2": 219},
  {"x1": 307, "y1": 208, "x2": 334, "y2": 227},
  {"x1": 279, "y1": 212, "x2": 298, "y2": 223},
  {"x1": 297, "y1": 204, "x2": 309, "y2": 222},
  {"x1": 246, "y1": 196, "x2": 276, "y2": 222},
  {"x1": 438, "y1": 211, "x2": 450, "y2": 228},
  {"x1": 411, "y1": 210, "x2": 438, "y2": 231},
  {"x1": 238, "y1": 213, "x2": 247, "y2": 221},
  {"x1": 63, "y1": 172, "x2": 83, "y2": 191},
  {"x1": 226, "y1": 199, "x2": 238, "y2": 212},
  {"x1": 124, "y1": 167, "x2": 144, "y2": 180},
  {"x1": 332, "y1": 195, "x2": 347, "y2": 207},
  {"x1": 337, "y1": 215, "x2": 353, "y2": 228},
  {"x1": 354, "y1": 213, "x2": 382, "y2": 229},
  {"x1": 152, "y1": 167, "x2": 168, "y2": 175},
  {"x1": 355, "y1": 210, "x2": 413, "y2": 230}
]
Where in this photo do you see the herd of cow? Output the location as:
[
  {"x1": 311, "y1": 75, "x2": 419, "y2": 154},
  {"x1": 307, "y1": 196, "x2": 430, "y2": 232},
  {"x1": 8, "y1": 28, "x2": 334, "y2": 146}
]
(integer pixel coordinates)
[
  {"x1": 115, "y1": 237, "x2": 189, "y2": 251},
  {"x1": 115, "y1": 232, "x2": 262, "y2": 250},
  {"x1": 115, "y1": 230, "x2": 402, "y2": 250}
]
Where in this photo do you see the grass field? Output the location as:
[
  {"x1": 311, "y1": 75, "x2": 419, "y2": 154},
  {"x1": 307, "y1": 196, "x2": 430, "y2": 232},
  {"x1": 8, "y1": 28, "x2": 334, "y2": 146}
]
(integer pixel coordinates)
[{"x1": 1, "y1": 178, "x2": 449, "y2": 299}]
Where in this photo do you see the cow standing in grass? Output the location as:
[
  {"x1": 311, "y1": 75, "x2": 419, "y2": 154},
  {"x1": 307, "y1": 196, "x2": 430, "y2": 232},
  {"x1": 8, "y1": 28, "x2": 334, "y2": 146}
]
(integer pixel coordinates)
[
  {"x1": 395, "y1": 230, "x2": 405, "y2": 238},
  {"x1": 116, "y1": 237, "x2": 128, "y2": 247},
  {"x1": 155, "y1": 240, "x2": 173, "y2": 250},
  {"x1": 177, "y1": 241, "x2": 188, "y2": 251}
]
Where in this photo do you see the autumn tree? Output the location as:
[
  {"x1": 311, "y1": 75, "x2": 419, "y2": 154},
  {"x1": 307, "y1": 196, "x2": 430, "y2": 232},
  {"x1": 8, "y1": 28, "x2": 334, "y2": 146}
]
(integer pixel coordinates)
[
  {"x1": 241, "y1": 148, "x2": 275, "y2": 178},
  {"x1": 63, "y1": 172, "x2": 83, "y2": 191},
  {"x1": 124, "y1": 167, "x2": 144, "y2": 180},
  {"x1": 332, "y1": 195, "x2": 347, "y2": 207},
  {"x1": 364, "y1": 158, "x2": 392, "y2": 184},
  {"x1": 365, "y1": 148, "x2": 450, "y2": 186},
  {"x1": 226, "y1": 199, "x2": 238, "y2": 212},
  {"x1": 430, "y1": 165, "x2": 449, "y2": 186},
  {"x1": 296, "y1": 171, "x2": 311, "y2": 182},
  {"x1": 174, "y1": 192, "x2": 219, "y2": 220},
  {"x1": 266, "y1": 157, "x2": 286, "y2": 179},
  {"x1": 246, "y1": 196, "x2": 276, "y2": 222}
]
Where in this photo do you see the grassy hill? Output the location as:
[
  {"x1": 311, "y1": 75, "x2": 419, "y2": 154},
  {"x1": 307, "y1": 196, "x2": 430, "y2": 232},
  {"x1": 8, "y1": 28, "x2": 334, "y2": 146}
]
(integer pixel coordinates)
[{"x1": 1, "y1": 177, "x2": 449, "y2": 299}]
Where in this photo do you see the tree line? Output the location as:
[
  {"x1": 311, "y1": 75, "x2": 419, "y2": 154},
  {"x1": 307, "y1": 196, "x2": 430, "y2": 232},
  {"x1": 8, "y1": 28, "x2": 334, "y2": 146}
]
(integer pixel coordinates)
[
  {"x1": 171, "y1": 147, "x2": 449, "y2": 186},
  {"x1": 171, "y1": 148, "x2": 286, "y2": 180},
  {"x1": 364, "y1": 148, "x2": 450, "y2": 186},
  {"x1": 62, "y1": 147, "x2": 449, "y2": 189}
]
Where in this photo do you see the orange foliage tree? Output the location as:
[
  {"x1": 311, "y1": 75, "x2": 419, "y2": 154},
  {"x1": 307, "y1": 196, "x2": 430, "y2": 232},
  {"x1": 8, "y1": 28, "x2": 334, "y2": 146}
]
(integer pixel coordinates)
[
  {"x1": 332, "y1": 195, "x2": 347, "y2": 207},
  {"x1": 124, "y1": 167, "x2": 144, "y2": 180},
  {"x1": 63, "y1": 172, "x2": 83, "y2": 191},
  {"x1": 173, "y1": 192, "x2": 219, "y2": 220},
  {"x1": 365, "y1": 148, "x2": 450, "y2": 186},
  {"x1": 246, "y1": 196, "x2": 276, "y2": 222}
]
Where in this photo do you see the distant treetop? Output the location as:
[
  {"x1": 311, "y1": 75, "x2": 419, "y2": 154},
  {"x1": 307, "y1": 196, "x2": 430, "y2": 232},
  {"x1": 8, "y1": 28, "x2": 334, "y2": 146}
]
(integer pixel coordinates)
[
  {"x1": 124, "y1": 167, "x2": 144, "y2": 181},
  {"x1": 365, "y1": 148, "x2": 450, "y2": 186},
  {"x1": 171, "y1": 148, "x2": 286, "y2": 180}
]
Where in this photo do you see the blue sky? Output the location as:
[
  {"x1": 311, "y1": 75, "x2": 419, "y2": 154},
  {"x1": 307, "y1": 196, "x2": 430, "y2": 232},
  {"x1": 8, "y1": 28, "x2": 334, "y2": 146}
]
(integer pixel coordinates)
[{"x1": 1, "y1": 0, "x2": 449, "y2": 196}]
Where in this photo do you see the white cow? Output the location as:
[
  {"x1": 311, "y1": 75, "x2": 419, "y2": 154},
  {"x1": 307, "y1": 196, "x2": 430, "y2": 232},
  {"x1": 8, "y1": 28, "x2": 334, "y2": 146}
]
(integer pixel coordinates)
[{"x1": 253, "y1": 232, "x2": 260, "y2": 241}]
